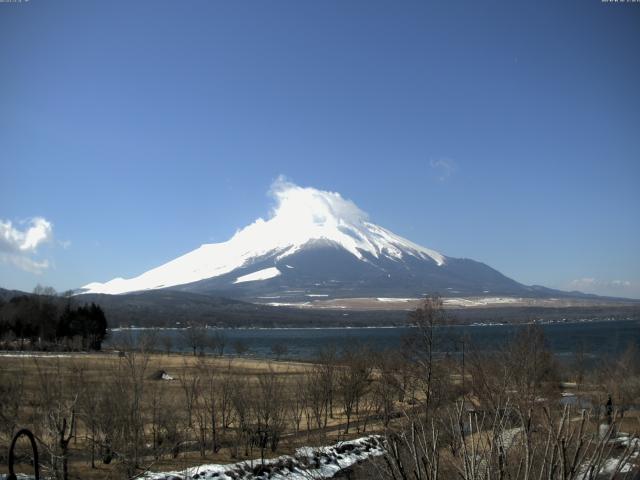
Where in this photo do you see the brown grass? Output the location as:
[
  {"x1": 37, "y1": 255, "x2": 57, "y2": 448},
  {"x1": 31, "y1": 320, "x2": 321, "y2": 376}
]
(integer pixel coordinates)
[{"x1": 1, "y1": 352, "x2": 377, "y2": 479}]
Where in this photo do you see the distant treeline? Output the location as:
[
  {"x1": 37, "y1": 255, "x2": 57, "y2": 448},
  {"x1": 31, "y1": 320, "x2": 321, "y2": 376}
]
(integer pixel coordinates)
[
  {"x1": 66, "y1": 290, "x2": 640, "y2": 328},
  {"x1": 0, "y1": 286, "x2": 108, "y2": 351}
]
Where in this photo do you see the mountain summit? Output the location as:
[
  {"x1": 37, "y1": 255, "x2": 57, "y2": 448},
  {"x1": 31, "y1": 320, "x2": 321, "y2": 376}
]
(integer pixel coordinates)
[{"x1": 81, "y1": 180, "x2": 539, "y2": 300}]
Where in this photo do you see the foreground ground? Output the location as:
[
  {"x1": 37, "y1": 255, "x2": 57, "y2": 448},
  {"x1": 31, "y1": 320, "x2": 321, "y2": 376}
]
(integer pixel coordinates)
[
  {"x1": 1, "y1": 352, "x2": 393, "y2": 479},
  {"x1": 2, "y1": 321, "x2": 639, "y2": 479}
]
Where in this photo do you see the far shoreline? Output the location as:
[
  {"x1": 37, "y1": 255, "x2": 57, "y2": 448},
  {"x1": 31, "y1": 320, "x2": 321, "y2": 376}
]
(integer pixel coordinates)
[{"x1": 107, "y1": 315, "x2": 640, "y2": 331}]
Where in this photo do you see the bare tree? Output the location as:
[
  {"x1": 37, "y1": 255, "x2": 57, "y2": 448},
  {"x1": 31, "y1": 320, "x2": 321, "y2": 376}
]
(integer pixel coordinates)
[
  {"x1": 230, "y1": 376, "x2": 251, "y2": 458},
  {"x1": 178, "y1": 359, "x2": 200, "y2": 428},
  {"x1": 75, "y1": 362, "x2": 102, "y2": 469},
  {"x1": 306, "y1": 365, "x2": 330, "y2": 431},
  {"x1": 148, "y1": 381, "x2": 164, "y2": 459},
  {"x1": 232, "y1": 339, "x2": 249, "y2": 356},
  {"x1": 219, "y1": 360, "x2": 236, "y2": 431},
  {"x1": 160, "y1": 333, "x2": 173, "y2": 355},
  {"x1": 289, "y1": 373, "x2": 307, "y2": 434},
  {"x1": 0, "y1": 358, "x2": 25, "y2": 451},
  {"x1": 602, "y1": 342, "x2": 640, "y2": 420},
  {"x1": 209, "y1": 330, "x2": 227, "y2": 356},
  {"x1": 271, "y1": 342, "x2": 289, "y2": 360},
  {"x1": 252, "y1": 367, "x2": 287, "y2": 462},
  {"x1": 193, "y1": 378, "x2": 208, "y2": 457},
  {"x1": 337, "y1": 347, "x2": 372, "y2": 434},
  {"x1": 204, "y1": 365, "x2": 222, "y2": 453},
  {"x1": 405, "y1": 294, "x2": 447, "y2": 418},
  {"x1": 374, "y1": 351, "x2": 406, "y2": 428},
  {"x1": 33, "y1": 359, "x2": 76, "y2": 480},
  {"x1": 504, "y1": 324, "x2": 559, "y2": 412},
  {"x1": 108, "y1": 339, "x2": 152, "y2": 476},
  {"x1": 316, "y1": 345, "x2": 337, "y2": 423},
  {"x1": 181, "y1": 323, "x2": 206, "y2": 356}
]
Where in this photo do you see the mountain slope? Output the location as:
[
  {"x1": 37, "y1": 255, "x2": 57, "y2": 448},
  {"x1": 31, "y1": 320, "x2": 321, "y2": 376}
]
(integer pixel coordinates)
[
  {"x1": 81, "y1": 181, "x2": 448, "y2": 296},
  {"x1": 78, "y1": 181, "x2": 570, "y2": 301},
  {"x1": 166, "y1": 239, "x2": 532, "y2": 301}
]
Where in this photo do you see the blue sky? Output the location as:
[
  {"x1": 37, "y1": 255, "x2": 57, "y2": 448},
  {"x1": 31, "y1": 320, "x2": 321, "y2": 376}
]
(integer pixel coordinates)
[{"x1": 1, "y1": 0, "x2": 639, "y2": 298}]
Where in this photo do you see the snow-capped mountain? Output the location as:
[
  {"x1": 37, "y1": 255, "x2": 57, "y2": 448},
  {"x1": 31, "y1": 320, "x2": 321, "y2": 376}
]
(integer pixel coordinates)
[{"x1": 80, "y1": 180, "x2": 534, "y2": 300}]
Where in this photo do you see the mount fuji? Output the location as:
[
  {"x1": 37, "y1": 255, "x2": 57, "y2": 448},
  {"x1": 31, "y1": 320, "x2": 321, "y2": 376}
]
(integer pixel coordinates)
[{"x1": 80, "y1": 180, "x2": 560, "y2": 302}]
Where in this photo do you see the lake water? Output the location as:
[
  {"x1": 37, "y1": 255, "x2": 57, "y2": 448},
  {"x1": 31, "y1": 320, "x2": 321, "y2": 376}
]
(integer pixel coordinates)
[{"x1": 106, "y1": 319, "x2": 640, "y2": 362}]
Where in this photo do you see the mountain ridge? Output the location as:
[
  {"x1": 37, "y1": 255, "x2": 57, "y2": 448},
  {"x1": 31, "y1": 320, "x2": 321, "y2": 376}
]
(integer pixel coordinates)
[
  {"x1": 77, "y1": 181, "x2": 624, "y2": 302},
  {"x1": 80, "y1": 181, "x2": 450, "y2": 296}
]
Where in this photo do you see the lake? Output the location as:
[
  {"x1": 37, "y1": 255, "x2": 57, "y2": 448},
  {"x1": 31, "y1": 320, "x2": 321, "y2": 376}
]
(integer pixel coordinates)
[{"x1": 106, "y1": 318, "x2": 640, "y2": 362}]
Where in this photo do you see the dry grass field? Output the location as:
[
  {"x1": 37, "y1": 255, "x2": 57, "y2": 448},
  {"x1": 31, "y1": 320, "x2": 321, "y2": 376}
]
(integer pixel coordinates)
[
  {"x1": 2, "y1": 311, "x2": 639, "y2": 480},
  {"x1": 1, "y1": 351, "x2": 392, "y2": 479}
]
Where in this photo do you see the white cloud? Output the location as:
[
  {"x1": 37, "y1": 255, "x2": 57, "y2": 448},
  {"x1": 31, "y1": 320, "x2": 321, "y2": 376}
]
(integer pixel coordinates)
[
  {"x1": 268, "y1": 176, "x2": 368, "y2": 226},
  {"x1": 569, "y1": 277, "x2": 597, "y2": 289},
  {"x1": 568, "y1": 277, "x2": 639, "y2": 299},
  {"x1": 0, "y1": 217, "x2": 53, "y2": 273},
  {"x1": 430, "y1": 158, "x2": 457, "y2": 181},
  {"x1": 0, "y1": 253, "x2": 50, "y2": 274}
]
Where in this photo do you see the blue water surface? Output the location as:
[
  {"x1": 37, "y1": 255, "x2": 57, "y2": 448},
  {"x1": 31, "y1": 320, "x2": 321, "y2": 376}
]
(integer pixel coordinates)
[{"x1": 106, "y1": 319, "x2": 640, "y2": 361}]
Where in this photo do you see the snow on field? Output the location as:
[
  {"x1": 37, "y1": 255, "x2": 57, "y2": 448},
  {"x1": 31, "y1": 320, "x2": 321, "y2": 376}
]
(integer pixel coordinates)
[
  {"x1": 373, "y1": 296, "x2": 522, "y2": 307},
  {"x1": 376, "y1": 298, "x2": 418, "y2": 303},
  {"x1": 142, "y1": 435, "x2": 384, "y2": 480},
  {"x1": 598, "y1": 456, "x2": 638, "y2": 475},
  {"x1": 266, "y1": 302, "x2": 311, "y2": 307},
  {"x1": 578, "y1": 454, "x2": 639, "y2": 478},
  {"x1": 234, "y1": 267, "x2": 282, "y2": 284},
  {"x1": 575, "y1": 433, "x2": 640, "y2": 479},
  {"x1": 619, "y1": 436, "x2": 640, "y2": 448},
  {"x1": 443, "y1": 297, "x2": 521, "y2": 307},
  {"x1": 0, "y1": 353, "x2": 85, "y2": 358}
]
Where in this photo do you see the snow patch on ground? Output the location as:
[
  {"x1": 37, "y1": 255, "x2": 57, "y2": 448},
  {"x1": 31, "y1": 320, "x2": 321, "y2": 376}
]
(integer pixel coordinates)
[
  {"x1": 266, "y1": 302, "x2": 311, "y2": 308},
  {"x1": 578, "y1": 456, "x2": 637, "y2": 478},
  {"x1": 576, "y1": 433, "x2": 640, "y2": 479},
  {"x1": 376, "y1": 297, "x2": 418, "y2": 302},
  {"x1": 142, "y1": 435, "x2": 384, "y2": 480},
  {"x1": 443, "y1": 297, "x2": 521, "y2": 307},
  {"x1": 618, "y1": 436, "x2": 640, "y2": 448},
  {"x1": 234, "y1": 267, "x2": 281, "y2": 284},
  {"x1": 0, "y1": 353, "x2": 86, "y2": 358}
]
